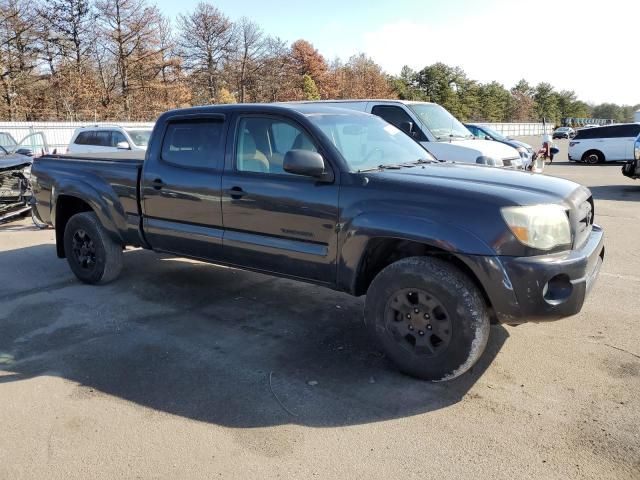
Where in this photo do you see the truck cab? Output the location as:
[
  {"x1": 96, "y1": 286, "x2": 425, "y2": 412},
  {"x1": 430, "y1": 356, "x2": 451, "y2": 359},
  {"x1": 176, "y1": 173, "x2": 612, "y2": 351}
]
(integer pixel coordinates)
[{"x1": 294, "y1": 100, "x2": 523, "y2": 168}]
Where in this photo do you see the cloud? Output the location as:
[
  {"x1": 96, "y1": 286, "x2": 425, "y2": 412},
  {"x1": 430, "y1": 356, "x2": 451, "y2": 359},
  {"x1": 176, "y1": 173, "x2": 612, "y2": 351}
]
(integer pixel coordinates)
[{"x1": 360, "y1": 0, "x2": 640, "y2": 105}]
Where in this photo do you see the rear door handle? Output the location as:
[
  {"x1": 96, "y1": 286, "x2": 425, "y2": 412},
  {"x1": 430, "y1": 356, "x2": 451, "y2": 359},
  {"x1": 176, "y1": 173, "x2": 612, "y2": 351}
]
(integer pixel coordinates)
[
  {"x1": 226, "y1": 186, "x2": 247, "y2": 199},
  {"x1": 151, "y1": 178, "x2": 164, "y2": 190}
]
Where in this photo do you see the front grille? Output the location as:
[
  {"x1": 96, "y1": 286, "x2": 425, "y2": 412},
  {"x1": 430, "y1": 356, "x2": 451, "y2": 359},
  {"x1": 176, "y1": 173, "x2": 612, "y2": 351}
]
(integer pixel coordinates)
[{"x1": 573, "y1": 196, "x2": 594, "y2": 248}]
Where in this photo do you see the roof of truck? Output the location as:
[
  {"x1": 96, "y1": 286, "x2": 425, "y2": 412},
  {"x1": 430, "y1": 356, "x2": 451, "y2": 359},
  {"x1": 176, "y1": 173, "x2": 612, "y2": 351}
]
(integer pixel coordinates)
[{"x1": 158, "y1": 103, "x2": 376, "y2": 118}]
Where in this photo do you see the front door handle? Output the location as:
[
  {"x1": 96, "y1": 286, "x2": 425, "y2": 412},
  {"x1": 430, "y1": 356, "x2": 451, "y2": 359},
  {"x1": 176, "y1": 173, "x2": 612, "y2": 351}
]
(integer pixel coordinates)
[
  {"x1": 226, "y1": 186, "x2": 247, "y2": 199},
  {"x1": 151, "y1": 178, "x2": 164, "y2": 190}
]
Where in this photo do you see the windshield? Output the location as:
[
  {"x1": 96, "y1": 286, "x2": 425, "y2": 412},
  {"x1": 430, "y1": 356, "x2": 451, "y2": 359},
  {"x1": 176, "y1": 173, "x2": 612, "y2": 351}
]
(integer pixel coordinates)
[
  {"x1": 125, "y1": 129, "x2": 152, "y2": 147},
  {"x1": 307, "y1": 113, "x2": 436, "y2": 171},
  {"x1": 408, "y1": 104, "x2": 472, "y2": 140},
  {"x1": 0, "y1": 132, "x2": 17, "y2": 150},
  {"x1": 480, "y1": 126, "x2": 506, "y2": 141}
]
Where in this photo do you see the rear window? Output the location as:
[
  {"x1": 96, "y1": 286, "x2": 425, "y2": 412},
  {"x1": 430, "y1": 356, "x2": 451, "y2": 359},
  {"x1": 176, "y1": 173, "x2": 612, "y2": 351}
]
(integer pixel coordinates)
[
  {"x1": 74, "y1": 131, "x2": 93, "y2": 145},
  {"x1": 574, "y1": 127, "x2": 608, "y2": 139},
  {"x1": 161, "y1": 119, "x2": 224, "y2": 168},
  {"x1": 575, "y1": 125, "x2": 640, "y2": 139}
]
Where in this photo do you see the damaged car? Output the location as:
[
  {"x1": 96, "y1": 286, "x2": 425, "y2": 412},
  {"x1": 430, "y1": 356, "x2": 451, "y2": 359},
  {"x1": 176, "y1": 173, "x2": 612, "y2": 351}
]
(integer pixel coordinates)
[{"x1": 0, "y1": 148, "x2": 33, "y2": 223}]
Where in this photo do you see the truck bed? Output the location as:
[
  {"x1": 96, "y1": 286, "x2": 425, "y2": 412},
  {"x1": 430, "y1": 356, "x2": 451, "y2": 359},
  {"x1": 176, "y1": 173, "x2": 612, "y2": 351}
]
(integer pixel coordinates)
[{"x1": 32, "y1": 154, "x2": 144, "y2": 245}]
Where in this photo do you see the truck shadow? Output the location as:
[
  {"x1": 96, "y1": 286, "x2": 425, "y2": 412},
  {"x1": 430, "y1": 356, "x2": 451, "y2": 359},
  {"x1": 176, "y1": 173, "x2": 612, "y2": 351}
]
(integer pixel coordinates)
[
  {"x1": 588, "y1": 184, "x2": 640, "y2": 202},
  {"x1": 0, "y1": 244, "x2": 509, "y2": 428}
]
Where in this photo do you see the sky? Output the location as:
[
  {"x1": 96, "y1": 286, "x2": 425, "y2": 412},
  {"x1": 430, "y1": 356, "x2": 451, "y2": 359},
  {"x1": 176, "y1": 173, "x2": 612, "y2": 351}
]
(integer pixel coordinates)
[{"x1": 156, "y1": 0, "x2": 639, "y2": 105}]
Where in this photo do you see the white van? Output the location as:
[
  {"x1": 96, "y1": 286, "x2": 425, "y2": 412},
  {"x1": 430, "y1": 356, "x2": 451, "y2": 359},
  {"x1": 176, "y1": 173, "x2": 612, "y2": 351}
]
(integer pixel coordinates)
[
  {"x1": 568, "y1": 123, "x2": 640, "y2": 164},
  {"x1": 293, "y1": 100, "x2": 523, "y2": 168},
  {"x1": 66, "y1": 125, "x2": 152, "y2": 159}
]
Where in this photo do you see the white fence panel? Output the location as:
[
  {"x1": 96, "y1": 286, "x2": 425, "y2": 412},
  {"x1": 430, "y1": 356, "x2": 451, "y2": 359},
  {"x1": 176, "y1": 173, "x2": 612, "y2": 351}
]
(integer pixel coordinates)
[
  {"x1": 475, "y1": 122, "x2": 554, "y2": 136},
  {"x1": 0, "y1": 121, "x2": 155, "y2": 152}
]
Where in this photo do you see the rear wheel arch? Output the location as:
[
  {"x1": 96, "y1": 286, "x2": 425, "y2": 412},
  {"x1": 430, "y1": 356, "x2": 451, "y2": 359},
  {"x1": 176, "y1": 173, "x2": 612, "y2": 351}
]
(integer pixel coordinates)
[{"x1": 55, "y1": 195, "x2": 93, "y2": 258}]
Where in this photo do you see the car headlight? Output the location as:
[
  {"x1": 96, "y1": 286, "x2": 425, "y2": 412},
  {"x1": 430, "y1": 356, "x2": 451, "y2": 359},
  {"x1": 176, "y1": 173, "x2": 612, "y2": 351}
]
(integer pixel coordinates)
[
  {"x1": 516, "y1": 146, "x2": 528, "y2": 159},
  {"x1": 635, "y1": 140, "x2": 640, "y2": 161},
  {"x1": 476, "y1": 156, "x2": 503, "y2": 167},
  {"x1": 22, "y1": 165, "x2": 32, "y2": 178},
  {"x1": 501, "y1": 204, "x2": 571, "y2": 250},
  {"x1": 511, "y1": 158, "x2": 523, "y2": 169}
]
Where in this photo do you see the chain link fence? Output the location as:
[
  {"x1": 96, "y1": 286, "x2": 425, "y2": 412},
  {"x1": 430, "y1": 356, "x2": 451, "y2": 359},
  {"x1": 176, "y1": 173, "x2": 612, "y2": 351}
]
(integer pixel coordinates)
[{"x1": 0, "y1": 121, "x2": 155, "y2": 153}]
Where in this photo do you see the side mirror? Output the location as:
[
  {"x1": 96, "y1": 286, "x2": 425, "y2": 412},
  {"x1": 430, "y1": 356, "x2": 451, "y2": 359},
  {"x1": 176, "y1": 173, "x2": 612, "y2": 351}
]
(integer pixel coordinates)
[
  {"x1": 15, "y1": 148, "x2": 33, "y2": 156},
  {"x1": 116, "y1": 141, "x2": 131, "y2": 150},
  {"x1": 399, "y1": 121, "x2": 414, "y2": 135},
  {"x1": 284, "y1": 149, "x2": 326, "y2": 178}
]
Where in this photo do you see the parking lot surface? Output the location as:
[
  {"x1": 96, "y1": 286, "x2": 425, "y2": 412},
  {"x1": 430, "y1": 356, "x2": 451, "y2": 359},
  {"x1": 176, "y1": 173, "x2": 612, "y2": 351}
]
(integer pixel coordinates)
[{"x1": 1, "y1": 142, "x2": 639, "y2": 479}]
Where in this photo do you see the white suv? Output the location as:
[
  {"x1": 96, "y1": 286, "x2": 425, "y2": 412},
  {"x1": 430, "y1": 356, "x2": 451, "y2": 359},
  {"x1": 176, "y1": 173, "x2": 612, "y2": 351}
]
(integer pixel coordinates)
[
  {"x1": 569, "y1": 123, "x2": 640, "y2": 164},
  {"x1": 67, "y1": 125, "x2": 153, "y2": 157}
]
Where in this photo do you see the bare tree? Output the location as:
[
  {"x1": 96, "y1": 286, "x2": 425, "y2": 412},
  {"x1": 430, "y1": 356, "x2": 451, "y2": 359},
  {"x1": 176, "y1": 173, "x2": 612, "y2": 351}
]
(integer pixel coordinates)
[
  {"x1": 36, "y1": 0, "x2": 94, "y2": 72},
  {"x1": 230, "y1": 17, "x2": 265, "y2": 103},
  {"x1": 0, "y1": 0, "x2": 39, "y2": 120},
  {"x1": 177, "y1": 1, "x2": 234, "y2": 103},
  {"x1": 252, "y1": 36, "x2": 291, "y2": 102},
  {"x1": 95, "y1": 0, "x2": 163, "y2": 117}
]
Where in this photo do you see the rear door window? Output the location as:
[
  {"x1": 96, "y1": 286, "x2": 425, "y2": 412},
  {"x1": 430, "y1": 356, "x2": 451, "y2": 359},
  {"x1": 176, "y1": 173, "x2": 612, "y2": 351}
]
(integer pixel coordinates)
[
  {"x1": 93, "y1": 131, "x2": 111, "y2": 147},
  {"x1": 161, "y1": 119, "x2": 225, "y2": 169}
]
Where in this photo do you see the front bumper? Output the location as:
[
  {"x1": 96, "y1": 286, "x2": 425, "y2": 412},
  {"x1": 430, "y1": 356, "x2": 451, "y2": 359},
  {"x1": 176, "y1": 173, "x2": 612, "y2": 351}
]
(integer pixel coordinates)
[{"x1": 462, "y1": 225, "x2": 605, "y2": 324}]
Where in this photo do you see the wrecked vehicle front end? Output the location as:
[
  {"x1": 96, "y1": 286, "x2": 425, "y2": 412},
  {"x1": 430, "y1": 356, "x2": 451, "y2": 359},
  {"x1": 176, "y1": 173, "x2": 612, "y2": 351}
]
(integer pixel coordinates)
[{"x1": 0, "y1": 155, "x2": 33, "y2": 223}]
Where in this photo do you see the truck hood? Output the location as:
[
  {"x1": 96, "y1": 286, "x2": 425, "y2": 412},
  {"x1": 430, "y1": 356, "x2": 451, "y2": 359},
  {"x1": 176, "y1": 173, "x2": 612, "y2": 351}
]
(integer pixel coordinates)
[
  {"x1": 421, "y1": 139, "x2": 520, "y2": 163},
  {"x1": 369, "y1": 162, "x2": 584, "y2": 206}
]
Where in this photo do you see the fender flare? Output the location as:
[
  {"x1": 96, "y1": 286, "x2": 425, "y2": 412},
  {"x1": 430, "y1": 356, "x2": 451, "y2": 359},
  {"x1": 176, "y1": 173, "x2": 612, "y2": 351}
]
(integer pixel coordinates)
[
  {"x1": 337, "y1": 212, "x2": 495, "y2": 293},
  {"x1": 52, "y1": 177, "x2": 127, "y2": 245}
]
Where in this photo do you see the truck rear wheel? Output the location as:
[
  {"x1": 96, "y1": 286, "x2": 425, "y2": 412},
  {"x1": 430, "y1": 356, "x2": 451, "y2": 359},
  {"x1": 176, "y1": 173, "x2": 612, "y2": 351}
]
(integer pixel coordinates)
[
  {"x1": 63, "y1": 212, "x2": 123, "y2": 284},
  {"x1": 364, "y1": 257, "x2": 490, "y2": 381}
]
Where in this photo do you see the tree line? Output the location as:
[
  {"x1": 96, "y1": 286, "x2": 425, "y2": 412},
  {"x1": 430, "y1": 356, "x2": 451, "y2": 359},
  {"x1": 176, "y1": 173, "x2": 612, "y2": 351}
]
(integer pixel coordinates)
[
  {"x1": 393, "y1": 64, "x2": 639, "y2": 125},
  {"x1": 1, "y1": 0, "x2": 637, "y2": 123}
]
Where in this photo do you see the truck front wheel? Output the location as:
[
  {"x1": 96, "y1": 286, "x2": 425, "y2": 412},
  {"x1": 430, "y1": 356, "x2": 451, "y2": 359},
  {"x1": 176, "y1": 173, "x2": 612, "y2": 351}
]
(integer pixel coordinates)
[
  {"x1": 63, "y1": 212, "x2": 123, "y2": 284},
  {"x1": 364, "y1": 257, "x2": 490, "y2": 381}
]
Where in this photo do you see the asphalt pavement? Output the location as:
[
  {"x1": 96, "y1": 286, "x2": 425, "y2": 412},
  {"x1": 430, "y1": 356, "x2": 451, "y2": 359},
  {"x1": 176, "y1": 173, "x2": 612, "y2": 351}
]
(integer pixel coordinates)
[{"x1": 1, "y1": 143, "x2": 639, "y2": 479}]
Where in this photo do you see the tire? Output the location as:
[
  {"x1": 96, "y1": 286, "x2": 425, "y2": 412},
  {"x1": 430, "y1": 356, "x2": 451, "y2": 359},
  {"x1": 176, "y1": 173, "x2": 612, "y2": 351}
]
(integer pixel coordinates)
[
  {"x1": 63, "y1": 212, "x2": 123, "y2": 284},
  {"x1": 364, "y1": 257, "x2": 490, "y2": 381},
  {"x1": 582, "y1": 150, "x2": 604, "y2": 164}
]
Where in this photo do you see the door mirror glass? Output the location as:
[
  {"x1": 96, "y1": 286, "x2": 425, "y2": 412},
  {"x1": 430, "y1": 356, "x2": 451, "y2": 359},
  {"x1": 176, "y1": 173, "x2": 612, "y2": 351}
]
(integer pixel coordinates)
[
  {"x1": 283, "y1": 149, "x2": 325, "y2": 177},
  {"x1": 116, "y1": 141, "x2": 131, "y2": 150}
]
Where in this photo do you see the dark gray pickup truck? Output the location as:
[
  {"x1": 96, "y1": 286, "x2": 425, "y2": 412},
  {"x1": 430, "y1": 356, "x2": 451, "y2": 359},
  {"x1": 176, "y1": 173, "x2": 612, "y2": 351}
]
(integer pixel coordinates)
[{"x1": 31, "y1": 104, "x2": 605, "y2": 381}]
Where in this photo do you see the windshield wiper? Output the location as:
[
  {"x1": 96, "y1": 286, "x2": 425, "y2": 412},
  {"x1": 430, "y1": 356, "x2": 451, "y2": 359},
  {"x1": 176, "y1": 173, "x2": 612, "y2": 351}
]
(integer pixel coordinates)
[
  {"x1": 358, "y1": 159, "x2": 440, "y2": 172},
  {"x1": 358, "y1": 163, "x2": 418, "y2": 172}
]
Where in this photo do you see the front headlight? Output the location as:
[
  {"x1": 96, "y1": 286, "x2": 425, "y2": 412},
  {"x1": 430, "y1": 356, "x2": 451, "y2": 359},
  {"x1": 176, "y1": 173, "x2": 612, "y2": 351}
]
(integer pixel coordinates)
[
  {"x1": 501, "y1": 204, "x2": 571, "y2": 250},
  {"x1": 635, "y1": 140, "x2": 640, "y2": 161},
  {"x1": 22, "y1": 165, "x2": 32, "y2": 178}
]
